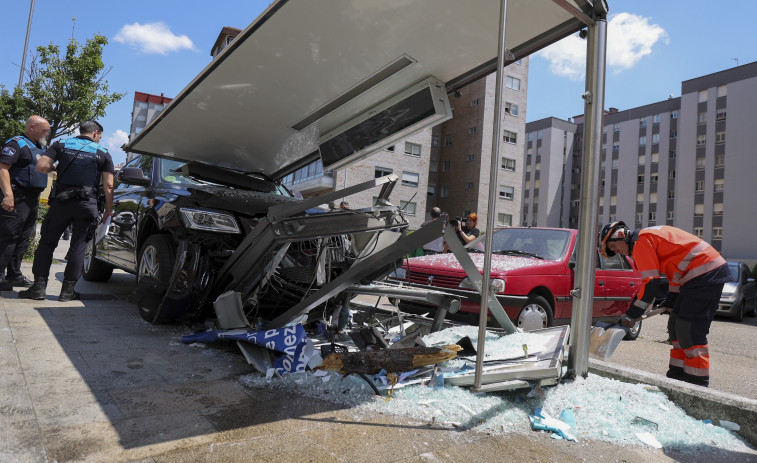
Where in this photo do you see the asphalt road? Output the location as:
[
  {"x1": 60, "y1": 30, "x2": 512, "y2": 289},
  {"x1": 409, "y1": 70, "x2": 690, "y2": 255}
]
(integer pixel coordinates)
[{"x1": 608, "y1": 310, "x2": 757, "y2": 401}]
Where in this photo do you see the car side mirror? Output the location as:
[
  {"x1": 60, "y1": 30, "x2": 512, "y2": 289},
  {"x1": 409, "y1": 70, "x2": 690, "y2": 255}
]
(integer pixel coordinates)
[
  {"x1": 119, "y1": 167, "x2": 150, "y2": 186},
  {"x1": 748, "y1": 278, "x2": 755, "y2": 284},
  {"x1": 568, "y1": 261, "x2": 576, "y2": 270}
]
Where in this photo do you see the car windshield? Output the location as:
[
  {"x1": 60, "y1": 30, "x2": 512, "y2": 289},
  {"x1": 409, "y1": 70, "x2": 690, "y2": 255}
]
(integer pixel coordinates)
[
  {"x1": 160, "y1": 159, "x2": 202, "y2": 185},
  {"x1": 467, "y1": 228, "x2": 571, "y2": 261},
  {"x1": 728, "y1": 262, "x2": 740, "y2": 281}
]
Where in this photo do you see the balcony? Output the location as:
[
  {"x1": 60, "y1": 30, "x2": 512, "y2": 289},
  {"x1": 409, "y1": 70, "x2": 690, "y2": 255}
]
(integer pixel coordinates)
[{"x1": 284, "y1": 169, "x2": 336, "y2": 195}]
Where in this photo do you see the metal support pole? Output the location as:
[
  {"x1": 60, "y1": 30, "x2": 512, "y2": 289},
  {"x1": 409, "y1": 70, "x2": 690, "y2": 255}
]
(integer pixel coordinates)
[
  {"x1": 568, "y1": 14, "x2": 607, "y2": 377},
  {"x1": 473, "y1": 0, "x2": 508, "y2": 391},
  {"x1": 18, "y1": 0, "x2": 36, "y2": 88}
]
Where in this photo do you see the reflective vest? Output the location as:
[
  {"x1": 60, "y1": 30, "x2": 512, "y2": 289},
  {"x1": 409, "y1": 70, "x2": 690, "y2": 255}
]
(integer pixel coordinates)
[
  {"x1": 633, "y1": 226, "x2": 726, "y2": 301},
  {"x1": 6, "y1": 135, "x2": 48, "y2": 191},
  {"x1": 58, "y1": 137, "x2": 106, "y2": 189}
]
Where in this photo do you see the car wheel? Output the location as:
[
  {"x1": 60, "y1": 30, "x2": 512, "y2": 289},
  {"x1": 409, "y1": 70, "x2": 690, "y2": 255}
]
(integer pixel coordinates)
[
  {"x1": 623, "y1": 319, "x2": 642, "y2": 340},
  {"x1": 137, "y1": 234, "x2": 176, "y2": 323},
  {"x1": 81, "y1": 237, "x2": 114, "y2": 282},
  {"x1": 747, "y1": 299, "x2": 757, "y2": 317},
  {"x1": 517, "y1": 295, "x2": 553, "y2": 331},
  {"x1": 733, "y1": 300, "x2": 744, "y2": 323}
]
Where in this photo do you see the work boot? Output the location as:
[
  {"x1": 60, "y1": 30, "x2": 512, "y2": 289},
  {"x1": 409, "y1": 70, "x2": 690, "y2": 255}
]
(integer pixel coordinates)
[
  {"x1": 58, "y1": 280, "x2": 80, "y2": 302},
  {"x1": 18, "y1": 277, "x2": 48, "y2": 300},
  {"x1": 8, "y1": 275, "x2": 34, "y2": 287},
  {"x1": 0, "y1": 277, "x2": 11, "y2": 291}
]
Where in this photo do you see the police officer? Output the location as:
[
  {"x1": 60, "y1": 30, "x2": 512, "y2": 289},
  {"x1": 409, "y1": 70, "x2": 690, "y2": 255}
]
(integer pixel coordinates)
[
  {"x1": 0, "y1": 116, "x2": 51, "y2": 291},
  {"x1": 19, "y1": 120, "x2": 114, "y2": 301}
]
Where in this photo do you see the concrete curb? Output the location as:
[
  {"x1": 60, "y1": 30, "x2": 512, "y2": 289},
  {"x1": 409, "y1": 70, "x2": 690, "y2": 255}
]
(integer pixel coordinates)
[{"x1": 590, "y1": 358, "x2": 757, "y2": 447}]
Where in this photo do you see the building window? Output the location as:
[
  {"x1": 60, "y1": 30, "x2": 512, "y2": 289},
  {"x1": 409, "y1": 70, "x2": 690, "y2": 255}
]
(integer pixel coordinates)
[
  {"x1": 698, "y1": 90, "x2": 708, "y2": 103},
  {"x1": 696, "y1": 157, "x2": 706, "y2": 169},
  {"x1": 612, "y1": 143, "x2": 619, "y2": 152},
  {"x1": 695, "y1": 180, "x2": 705, "y2": 192},
  {"x1": 670, "y1": 130, "x2": 677, "y2": 139},
  {"x1": 669, "y1": 150, "x2": 676, "y2": 159},
  {"x1": 503, "y1": 130, "x2": 517, "y2": 144},
  {"x1": 505, "y1": 102, "x2": 519, "y2": 115},
  {"x1": 667, "y1": 211, "x2": 674, "y2": 220},
  {"x1": 499, "y1": 185, "x2": 514, "y2": 200},
  {"x1": 506, "y1": 76, "x2": 521, "y2": 91},
  {"x1": 697, "y1": 112, "x2": 706, "y2": 124},
  {"x1": 403, "y1": 142, "x2": 421, "y2": 157},
  {"x1": 716, "y1": 108, "x2": 726, "y2": 120},
  {"x1": 713, "y1": 227, "x2": 723, "y2": 239},
  {"x1": 668, "y1": 170, "x2": 675, "y2": 179},
  {"x1": 671, "y1": 110, "x2": 678, "y2": 119},
  {"x1": 696, "y1": 134, "x2": 706, "y2": 146},
  {"x1": 471, "y1": 98, "x2": 479, "y2": 107},
  {"x1": 527, "y1": 132, "x2": 534, "y2": 142},
  {"x1": 653, "y1": 114, "x2": 661, "y2": 125},
  {"x1": 651, "y1": 152, "x2": 659, "y2": 164},
  {"x1": 375, "y1": 166, "x2": 393, "y2": 178},
  {"x1": 717, "y1": 85, "x2": 727, "y2": 97},
  {"x1": 714, "y1": 179, "x2": 724, "y2": 192},
  {"x1": 537, "y1": 130, "x2": 543, "y2": 140},
  {"x1": 445, "y1": 134, "x2": 453, "y2": 146},
  {"x1": 714, "y1": 203, "x2": 724, "y2": 216},
  {"x1": 639, "y1": 135, "x2": 646, "y2": 146},
  {"x1": 469, "y1": 127, "x2": 477, "y2": 135},
  {"x1": 638, "y1": 154, "x2": 646, "y2": 166},
  {"x1": 715, "y1": 154, "x2": 724, "y2": 167},
  {"x1": 136, "y1": 113, "x2": 146, "y2": 122},
  {"x1": 667, "y1": 190, "x2": 675, "y2": 199},
  {"x1": 636, "y1": 193, "x2": 644, "y2": 203},
  {"x1": 429, "y1": 160, "x2": 438, "y2": 172},
  {"x1": 613, "y1": 123, "x2": 620, "y2": 133},
  {"x1": 464, "y1": 182, "x2": 473, "y2": 190},
  {"x1": 400, "y1": 200, "x2": 416, "y2": 216},
  {"x1": 715, "y1": 131, "x2": 726, "y2": 143},
  {"x1": 497, "y1": 213, "x2": 513, "y2": 227},
  {"x1": 466, "y1": 154, "x2": 475, "y2": 162},
  {"x1": 651, "y1": 174, "x2": 658, "y2": 183},
  {"x1": 442, "y1": 160, "x2": 451, "y2": 172},
  {"x1": 501, "y1": 157, "x2": 516, "y2": 171},
  {"x1": 652, "y1": 133, "x2": 659, "y2": 145},
  {"x1": 640, "y1": 117, "x2": 647, "y2": 127},
  {"x1": 636, "y1": 213, "x2": 643, "y2": 222},
  {"x1": 694, "y1": 227, "x2": 703, "y2": 237},
  {"x1": 427, "y1": 185, "x2": 435, "y2": 197},
  {"x1": 440, "y1": 186, "x2": 449, "y2": 198},
  {"x1": 135, "y1": 101, "x2": 148, "y2": 109},
  {"x1": 649, "y1": 212, "x2": 656, "y2": 222},
  {"x1": 637, "y1": 175, "x2": 644, "y2": 184},
  {"x1": 432, "y1": 135, "x2": 440, "y2": 147},
  {"x1": 401, "y1": 171, "x2": 419, "y2": 187}
]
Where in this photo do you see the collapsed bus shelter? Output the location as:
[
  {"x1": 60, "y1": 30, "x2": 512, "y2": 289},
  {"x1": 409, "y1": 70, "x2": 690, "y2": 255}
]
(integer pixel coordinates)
[{"x1": 124, "y1": 0, "x2": 610, "y2": 386}]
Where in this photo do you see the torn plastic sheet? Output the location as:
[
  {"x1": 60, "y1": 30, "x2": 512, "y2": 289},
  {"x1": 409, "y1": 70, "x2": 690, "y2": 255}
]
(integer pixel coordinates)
[
  {"x1": 181, "y1": 324, "x2": 314, "y2": 374},
  {"x1": 529, "y1": 407, "x2": 577, "y2": 441}
]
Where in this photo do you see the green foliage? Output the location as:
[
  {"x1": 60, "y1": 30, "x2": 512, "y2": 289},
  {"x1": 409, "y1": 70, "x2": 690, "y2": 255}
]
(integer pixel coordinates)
[
  {"x1": 0, "y1": 86, "x2": 29, "y2": 142},
  {"x1": 23, "y1": 236, "x2": 38, "y2": 262},
  {"x1": 37, "y1": 203, "x2": 49, "y2": 223},
  {"x1": 4, "y1": 34, "x2": 125, "y2": 141}
]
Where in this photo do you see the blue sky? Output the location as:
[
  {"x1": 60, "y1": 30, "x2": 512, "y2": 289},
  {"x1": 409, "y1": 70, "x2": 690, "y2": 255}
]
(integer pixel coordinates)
[{"x1": 2, "y1": 1, "x2": 755, "y2": 166}]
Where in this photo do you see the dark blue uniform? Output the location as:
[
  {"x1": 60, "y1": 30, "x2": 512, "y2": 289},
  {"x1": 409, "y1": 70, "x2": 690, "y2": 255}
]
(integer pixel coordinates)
[
  {"x1": 32, "y1": 136, "x2": 114, "y2": 282},
  {"x1": 0, "y1": 135, "x2": 49, "y2": 284}
]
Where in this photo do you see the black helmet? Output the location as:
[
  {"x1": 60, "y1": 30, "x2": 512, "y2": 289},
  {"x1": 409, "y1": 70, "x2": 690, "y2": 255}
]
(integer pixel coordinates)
[{"x1": 597, "y1": 221, "x2": 629, "y2": 258}]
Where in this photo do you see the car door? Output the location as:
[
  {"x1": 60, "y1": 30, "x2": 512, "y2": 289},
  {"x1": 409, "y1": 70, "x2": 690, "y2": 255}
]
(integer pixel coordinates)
[
  {"x1": 741, "y1": 263, "x2": 757, "y2": 310},
  {"x1": 596, "y1": 253, "x2": 640, "y2": 317},
  {"x1": 103, "y1": 156, "x2": 152, "y2": 271}
]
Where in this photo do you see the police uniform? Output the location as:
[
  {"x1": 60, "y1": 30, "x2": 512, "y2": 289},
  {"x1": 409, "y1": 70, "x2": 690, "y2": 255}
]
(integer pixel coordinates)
[
  {"x1": 31, "y1": 135, "x2": 114, "y2": 284},
  {"x1": 0, "y1": 135, "x2": 49, "y2": 287}
]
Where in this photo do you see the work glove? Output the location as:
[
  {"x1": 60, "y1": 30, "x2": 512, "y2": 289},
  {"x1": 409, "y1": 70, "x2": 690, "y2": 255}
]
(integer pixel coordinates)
[{"x1": 618, "y1": 314, "x2": 639, "y2": 329}]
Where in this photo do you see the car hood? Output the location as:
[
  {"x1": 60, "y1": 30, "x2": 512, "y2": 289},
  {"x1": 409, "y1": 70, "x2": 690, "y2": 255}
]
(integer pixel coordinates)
[
  {"x1": 124, "y1": 0, "x2": 589, "y2": 177},
  {"x1": 406, "y1": 253, "x2": 561, "y2": 275},
  {"x1": 185, "y1": 185, "x2": 298, "y2": 216}
]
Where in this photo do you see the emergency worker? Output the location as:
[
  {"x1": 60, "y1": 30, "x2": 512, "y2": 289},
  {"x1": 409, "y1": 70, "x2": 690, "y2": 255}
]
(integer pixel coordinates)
[
  {"x1": 0, "y1": 116, "x2": 51, "y2": 290},
  {"x1": 19, "y1": 121, "x2": 114, "y2": 301},
  {"x1": 598, "y1": 222, "x2": 732, "y2": 387}
]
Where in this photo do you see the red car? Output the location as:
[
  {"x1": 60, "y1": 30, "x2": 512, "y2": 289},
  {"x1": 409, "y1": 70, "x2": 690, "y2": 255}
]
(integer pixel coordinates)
[{"x1": 389, "y1": 227, "x2": 643, "y2": 336}]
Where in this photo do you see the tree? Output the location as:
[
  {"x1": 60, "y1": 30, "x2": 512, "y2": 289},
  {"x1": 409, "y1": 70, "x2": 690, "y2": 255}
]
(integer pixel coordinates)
[
  {"x1": 0, "y1": 86, "x2": 29, "y2": 142},
  {"x1": 20, "y1": 34, "x2": 125, "y2": 140}
]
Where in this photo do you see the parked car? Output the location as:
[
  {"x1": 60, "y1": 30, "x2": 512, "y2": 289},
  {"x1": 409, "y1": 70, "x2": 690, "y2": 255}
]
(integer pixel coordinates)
[
  {"x1": 717, "y1": 261, "x2": 757, "y2": 322},
  {"x1": 388, "y1": 227, "x2": 644, "y2": 337}
]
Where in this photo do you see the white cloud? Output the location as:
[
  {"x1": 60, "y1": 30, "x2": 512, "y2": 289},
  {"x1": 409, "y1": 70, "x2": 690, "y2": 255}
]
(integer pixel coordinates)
[
  {"x1": 102, "y1": 129, "x2": 130, "y2": 166},
  {"x1": 114, "y1": 22, "x2": 195, "y2": 55},
  {"x1": 536, "y1": 13, "x2": 668, "y2": 80}
]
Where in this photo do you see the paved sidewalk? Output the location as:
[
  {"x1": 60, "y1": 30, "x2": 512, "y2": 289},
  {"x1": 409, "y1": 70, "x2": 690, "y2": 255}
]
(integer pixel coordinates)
[{"x1": 1, "y1": 241, "x2": 756, "y2": 461}]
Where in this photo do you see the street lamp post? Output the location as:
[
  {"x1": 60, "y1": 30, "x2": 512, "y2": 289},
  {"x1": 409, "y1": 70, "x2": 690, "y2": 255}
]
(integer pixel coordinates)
[{"x1": 18, "y1": 0, "x2": 37, "y2": 88}]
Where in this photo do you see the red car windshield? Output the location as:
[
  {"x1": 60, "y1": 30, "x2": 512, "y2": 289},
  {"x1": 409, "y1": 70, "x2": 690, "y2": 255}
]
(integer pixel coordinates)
[{"x1": 469, "y1": 228, "x2": 571, "y2": 261}]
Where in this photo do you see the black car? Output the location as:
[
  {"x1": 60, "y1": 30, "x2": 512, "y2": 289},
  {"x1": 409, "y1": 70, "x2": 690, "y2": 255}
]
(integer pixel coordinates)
[
  {"x1": 82, "y1": 155, "x2": 412, "y2": 327},
  {"x1": 717, "y1": 261, "x2": 757, "y2": 322}
]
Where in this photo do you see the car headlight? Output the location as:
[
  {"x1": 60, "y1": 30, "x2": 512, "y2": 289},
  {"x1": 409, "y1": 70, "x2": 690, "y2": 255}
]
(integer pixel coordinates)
[
  {"x1": 388, "y1": 268, "x2": 407, "y2": 280},
  {"x1": 720, "y1": 282, "x2": 737, "y2": 299},
  {"x1": 180, "y1": 208, "x2": 240, "y2": 234},
  {"x1": 458, "y1": 277, "x2": 505, "y2": 293}
]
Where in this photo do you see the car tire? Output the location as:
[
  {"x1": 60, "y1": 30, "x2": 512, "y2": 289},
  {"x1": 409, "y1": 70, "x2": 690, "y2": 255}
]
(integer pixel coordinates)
[
  {"x1": 733, "y1": 300, "x2": 744, "y2": 323},
  {"x1": 81, "y1": 237, "x2": 114, "y2": 282},
  {"x1": 623, "y1": 319, "x2": 642, "y2": 340},
  {"x1": 517, "y1": 295, "x2": 553, "y2": 331},
  {"x1": 137, "y1": 234, "x2": 176, "y2": 323},
  {"x1": 747, "y1": 299, "x2": 757, "y2": 317}
]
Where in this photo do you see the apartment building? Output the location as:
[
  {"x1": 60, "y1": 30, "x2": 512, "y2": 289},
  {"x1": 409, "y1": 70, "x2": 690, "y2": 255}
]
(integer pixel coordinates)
[{"x1": 523, "y1": 60, "x2": 757, "y2": 261}]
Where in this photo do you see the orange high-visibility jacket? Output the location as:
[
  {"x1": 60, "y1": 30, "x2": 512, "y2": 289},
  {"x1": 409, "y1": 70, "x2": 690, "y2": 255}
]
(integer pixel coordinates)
[{"x1": 633, "y1": 226, "x2": 726, "y2": 303}]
